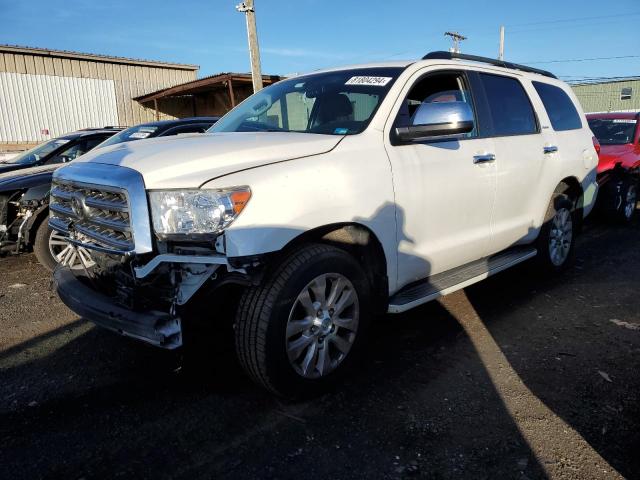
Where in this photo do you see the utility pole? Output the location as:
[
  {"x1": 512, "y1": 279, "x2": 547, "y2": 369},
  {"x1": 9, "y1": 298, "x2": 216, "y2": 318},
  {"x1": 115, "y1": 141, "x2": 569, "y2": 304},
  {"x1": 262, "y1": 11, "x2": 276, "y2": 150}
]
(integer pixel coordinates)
[
  {"x1": 498, "y1": 25, "x2": 505, "y2": 60},
  {"x1": 236, "y1": 0, "x2": 263, "y2": 92},
  {"x1": 444, "y1": 31, "x2": 467, "y2": 54}
]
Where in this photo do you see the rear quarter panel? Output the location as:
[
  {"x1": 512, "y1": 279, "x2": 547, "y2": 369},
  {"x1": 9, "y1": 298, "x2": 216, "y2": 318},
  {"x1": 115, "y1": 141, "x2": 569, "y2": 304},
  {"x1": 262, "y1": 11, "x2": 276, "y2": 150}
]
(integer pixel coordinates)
[{"x1": 525, "y1": 78, "x2": 599, "y2": 224}]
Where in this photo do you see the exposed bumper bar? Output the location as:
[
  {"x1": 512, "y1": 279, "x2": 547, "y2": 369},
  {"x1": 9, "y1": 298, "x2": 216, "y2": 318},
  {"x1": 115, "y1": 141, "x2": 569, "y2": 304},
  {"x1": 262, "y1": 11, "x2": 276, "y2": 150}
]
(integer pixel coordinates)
[
  {"x1": 134, "y1": 253, "x2": 229, "y2": 278},
  {"x1": 54, "y1": 266, "x2": 182, "y2": 349}
]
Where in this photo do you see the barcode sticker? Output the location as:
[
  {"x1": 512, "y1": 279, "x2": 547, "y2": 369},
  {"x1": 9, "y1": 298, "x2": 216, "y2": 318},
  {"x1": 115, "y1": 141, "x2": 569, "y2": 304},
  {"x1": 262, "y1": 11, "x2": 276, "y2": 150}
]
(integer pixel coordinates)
[{"x1": 345, "y1": 76, "x2": 392, "y2": 86}]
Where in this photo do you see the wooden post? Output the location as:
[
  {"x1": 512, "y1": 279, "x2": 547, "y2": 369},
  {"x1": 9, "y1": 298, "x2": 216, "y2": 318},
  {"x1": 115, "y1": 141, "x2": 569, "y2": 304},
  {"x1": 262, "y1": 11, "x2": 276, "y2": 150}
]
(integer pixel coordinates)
[
  {"x1": 227, "y1": 79, "x2": 236, "y2": 109},
  {"x1": 237, "y1": 0, "x2": 263, "y2": 92},
  {"x1": 153, "y1": 99, "x2": 159, "y2": 121}
]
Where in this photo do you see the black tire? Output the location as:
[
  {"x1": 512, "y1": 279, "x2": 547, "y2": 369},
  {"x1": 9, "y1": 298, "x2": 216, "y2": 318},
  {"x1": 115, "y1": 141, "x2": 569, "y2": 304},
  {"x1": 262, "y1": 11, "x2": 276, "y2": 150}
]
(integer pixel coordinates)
[
  {"x1": 533, "y1": 193, "x2": 576, "y2": 273},
  {"x1": 616, "y1": 179, "x2": 637, "y2": 224},
  {"x1": 33, "y1": 215, "x2": 58, "y2": 271},
  {"x1": 234, "y1": 243, "x2": 371, "y2": 398}
]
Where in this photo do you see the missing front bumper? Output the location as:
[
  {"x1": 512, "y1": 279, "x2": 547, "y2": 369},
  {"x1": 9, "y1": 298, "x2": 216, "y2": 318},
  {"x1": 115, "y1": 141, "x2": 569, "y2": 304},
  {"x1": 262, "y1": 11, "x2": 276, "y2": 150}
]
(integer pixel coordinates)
[{"x1": 54, "y1": 266, "x2": 182, "y2": 349}]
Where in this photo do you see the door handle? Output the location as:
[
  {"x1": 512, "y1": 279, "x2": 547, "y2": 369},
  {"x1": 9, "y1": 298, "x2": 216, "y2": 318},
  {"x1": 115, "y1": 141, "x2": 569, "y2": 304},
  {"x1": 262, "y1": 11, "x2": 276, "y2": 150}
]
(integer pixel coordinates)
[
  {"x1": 473, "y1": 153, "x2": 496, "y2": 164},
  {"x1": 544, "y1": 145, "x2": 558, "y2": 154}
]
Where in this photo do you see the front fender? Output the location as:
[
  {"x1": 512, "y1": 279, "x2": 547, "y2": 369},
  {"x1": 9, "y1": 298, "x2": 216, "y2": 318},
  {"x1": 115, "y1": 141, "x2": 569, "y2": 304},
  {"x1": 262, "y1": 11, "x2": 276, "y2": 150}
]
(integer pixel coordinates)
[{"x1": 201, "y1": 133, "x2": 400, "y2": 292}]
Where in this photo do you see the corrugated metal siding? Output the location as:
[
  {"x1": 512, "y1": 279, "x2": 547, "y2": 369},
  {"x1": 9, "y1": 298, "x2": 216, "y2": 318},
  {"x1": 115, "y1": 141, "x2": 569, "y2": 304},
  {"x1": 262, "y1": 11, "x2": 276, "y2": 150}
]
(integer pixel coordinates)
[
  {"x1": 572, "y1": 79, "x2": 640, "y2": 113},
  {"x1": 0, "y1": 51, "x2": 197, "y2": 143},
  {"x1": 0, "y1": 72, "x2": 118, "y2": 142}
]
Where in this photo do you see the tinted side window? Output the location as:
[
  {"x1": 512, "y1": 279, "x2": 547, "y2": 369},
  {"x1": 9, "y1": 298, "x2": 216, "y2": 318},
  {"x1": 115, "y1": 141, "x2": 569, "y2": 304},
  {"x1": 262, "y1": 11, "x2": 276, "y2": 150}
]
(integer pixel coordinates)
[
  {"x1": 44, "y1": 140, "x2": 86, "y2": 165},
  {"x1": 533, "y1": 81, "x2": 582, "y2": 131},
  {"x1": 85, "y1": 136, "x2": 109, "y2": 151},
  {"x1": 161, "y1": 124, "x2": 210, "y2": 136},
  {"x1": 479, "y1": 73, "x2": 537, "y2": 136}
]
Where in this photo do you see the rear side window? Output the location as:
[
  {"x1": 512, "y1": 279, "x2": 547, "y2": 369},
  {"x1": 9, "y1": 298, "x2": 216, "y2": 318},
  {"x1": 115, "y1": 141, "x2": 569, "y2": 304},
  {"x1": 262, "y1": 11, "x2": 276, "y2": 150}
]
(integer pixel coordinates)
[
  {"x1": 533, "y1": 82, "x2": 582, "y2": 131},
  {"x1": 479, "y1": 73, "x2": 538, "y2": 136}
]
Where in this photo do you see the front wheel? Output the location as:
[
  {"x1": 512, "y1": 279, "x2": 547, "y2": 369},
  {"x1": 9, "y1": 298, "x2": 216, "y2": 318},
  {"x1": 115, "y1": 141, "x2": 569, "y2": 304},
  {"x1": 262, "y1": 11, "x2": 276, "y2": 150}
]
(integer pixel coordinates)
[
  {"x1": 533, "y1": 194, "x2": 576, "y2": 273},
  {"x1": 234, "y1": 244, "x2": 371, "y2": 397}
]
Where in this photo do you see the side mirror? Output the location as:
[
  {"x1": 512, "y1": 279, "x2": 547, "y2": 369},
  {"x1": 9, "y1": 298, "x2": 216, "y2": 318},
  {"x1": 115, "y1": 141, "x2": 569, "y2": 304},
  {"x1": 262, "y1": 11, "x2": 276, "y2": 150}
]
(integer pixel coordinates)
[{"x1": 395, "y1": 101, "x2": 474, "y2": 142}]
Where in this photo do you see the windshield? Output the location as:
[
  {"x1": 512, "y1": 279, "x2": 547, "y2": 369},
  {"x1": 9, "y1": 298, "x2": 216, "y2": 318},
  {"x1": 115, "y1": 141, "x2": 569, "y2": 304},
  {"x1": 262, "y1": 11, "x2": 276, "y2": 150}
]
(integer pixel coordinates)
[
  {"x1": 3, "y1": 138, "x2": 71, "y2": 165},
  {"x1": 588, "y1": 118, "x2": 637, "y2": 145},
  {"x1": 95, "y1": 125, "x2": 159, "y2": 149},
  {"x1": 210, "y1": 67, "x2": 404, "y2": 135}
]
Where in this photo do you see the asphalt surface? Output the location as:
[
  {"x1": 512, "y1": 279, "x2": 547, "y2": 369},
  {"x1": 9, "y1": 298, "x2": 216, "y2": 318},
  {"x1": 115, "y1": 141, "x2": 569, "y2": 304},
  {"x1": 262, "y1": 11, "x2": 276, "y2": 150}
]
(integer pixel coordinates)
[{"x1": 1, "y1": 218, "x2": 639, "y2": 479}]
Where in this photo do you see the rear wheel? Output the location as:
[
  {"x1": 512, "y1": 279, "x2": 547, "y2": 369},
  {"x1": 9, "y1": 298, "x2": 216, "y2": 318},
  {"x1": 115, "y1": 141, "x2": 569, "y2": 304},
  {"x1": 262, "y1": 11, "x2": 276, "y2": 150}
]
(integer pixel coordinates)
[
  {"x1": 234, "y1": 243, "x2": 371, "y2": 397},
  {"x1": 534, "y1": 194, "x2": 575, "y2": 273}
]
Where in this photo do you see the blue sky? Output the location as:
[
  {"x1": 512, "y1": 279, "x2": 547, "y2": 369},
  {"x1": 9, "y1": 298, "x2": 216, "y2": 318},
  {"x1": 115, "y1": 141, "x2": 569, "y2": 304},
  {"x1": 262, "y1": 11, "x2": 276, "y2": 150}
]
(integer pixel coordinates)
[{"x1": 1, "y1": 0, "x2": 638, "y2": 82}]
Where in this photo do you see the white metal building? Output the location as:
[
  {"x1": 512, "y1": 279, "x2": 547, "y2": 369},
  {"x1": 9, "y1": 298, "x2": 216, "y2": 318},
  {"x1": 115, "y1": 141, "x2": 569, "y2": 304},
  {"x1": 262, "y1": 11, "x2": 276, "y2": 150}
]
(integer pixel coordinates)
[{"x1": 0, "y1": 45, "x2": 199, "y2": 150}]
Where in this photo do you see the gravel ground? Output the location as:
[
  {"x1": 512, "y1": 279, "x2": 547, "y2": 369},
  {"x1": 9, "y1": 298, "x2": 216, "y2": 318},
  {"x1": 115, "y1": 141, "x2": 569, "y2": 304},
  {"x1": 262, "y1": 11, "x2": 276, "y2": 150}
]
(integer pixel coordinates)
[{"x1": 1, "y1": 219, "x2": 639, "y2": 479}]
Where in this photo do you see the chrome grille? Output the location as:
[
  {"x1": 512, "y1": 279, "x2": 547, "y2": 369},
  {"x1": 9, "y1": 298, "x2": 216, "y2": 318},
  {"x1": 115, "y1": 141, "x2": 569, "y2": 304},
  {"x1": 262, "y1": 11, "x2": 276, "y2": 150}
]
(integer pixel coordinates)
[{"x1": 49, "y1": 180, "x2": 134, "y2": 252}]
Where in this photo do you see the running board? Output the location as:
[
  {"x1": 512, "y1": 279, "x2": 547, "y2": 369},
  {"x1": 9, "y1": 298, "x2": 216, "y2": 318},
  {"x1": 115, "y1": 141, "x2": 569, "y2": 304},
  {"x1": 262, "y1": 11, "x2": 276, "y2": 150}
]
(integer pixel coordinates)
[{"x1": 388, "y1": 247, "x2": 537, "y2": 313}]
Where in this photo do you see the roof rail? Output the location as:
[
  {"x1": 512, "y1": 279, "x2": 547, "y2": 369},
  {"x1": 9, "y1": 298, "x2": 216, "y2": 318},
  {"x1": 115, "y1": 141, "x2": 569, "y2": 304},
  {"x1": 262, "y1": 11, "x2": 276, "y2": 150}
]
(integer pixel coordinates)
[{"x1": 422, "y1": 51, "x2": 557, "y2": 79}]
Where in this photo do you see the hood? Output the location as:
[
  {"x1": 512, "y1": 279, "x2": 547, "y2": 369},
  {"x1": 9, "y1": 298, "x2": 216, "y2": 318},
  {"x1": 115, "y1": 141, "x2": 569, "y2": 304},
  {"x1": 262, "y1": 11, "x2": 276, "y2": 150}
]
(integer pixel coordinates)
[
  {"x1": 0, "y1": 163, "x2": 59, "y2": 191},
  {"x1": 597, "y1": 143, "x2": 640, "y2": 173},
  {"x1": 74, "y1": 132, "x2": 344, "y2": 189}
]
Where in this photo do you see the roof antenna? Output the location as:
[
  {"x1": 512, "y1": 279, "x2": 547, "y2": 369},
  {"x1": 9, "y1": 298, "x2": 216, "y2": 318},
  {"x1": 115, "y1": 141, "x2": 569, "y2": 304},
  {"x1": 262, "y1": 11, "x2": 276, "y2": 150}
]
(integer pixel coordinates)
[{"x1": 444, "y1": 31, "x2": 467, "y2": 54}]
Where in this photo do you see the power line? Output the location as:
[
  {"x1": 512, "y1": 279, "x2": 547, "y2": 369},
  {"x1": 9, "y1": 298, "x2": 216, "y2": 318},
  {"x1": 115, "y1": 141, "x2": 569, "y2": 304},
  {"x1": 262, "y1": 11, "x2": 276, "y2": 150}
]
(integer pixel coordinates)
[
  {"x1": 505, "y1": 11, "x2": 640, "y2": 28},
  {"x1": 465, "y1": 13, "x2": 640, "y2": 37},
  {"x1": 523, "y1": 55, "x2": 640, "y2": 65}
]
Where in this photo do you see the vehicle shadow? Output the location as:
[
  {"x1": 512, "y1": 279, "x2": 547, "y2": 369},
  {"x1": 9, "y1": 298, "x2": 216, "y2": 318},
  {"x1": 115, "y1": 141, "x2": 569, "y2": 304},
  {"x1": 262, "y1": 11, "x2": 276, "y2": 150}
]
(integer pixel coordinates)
[{"x1": 462, "y1": 215, "x2": 640, "y2": 479}]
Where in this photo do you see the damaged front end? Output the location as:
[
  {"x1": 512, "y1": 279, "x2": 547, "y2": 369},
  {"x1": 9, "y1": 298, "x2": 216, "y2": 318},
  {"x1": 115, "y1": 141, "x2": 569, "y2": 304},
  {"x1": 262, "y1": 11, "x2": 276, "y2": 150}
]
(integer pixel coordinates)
[
  {"x1": 54, "y1": 247, "x2": 240, "y2": 349},
  {"x1": 0, "y1": 189, "x2": 46, "y2": 255},
  {"x1": 50, "y1": 163, "x2": 261, "y2": 349}
]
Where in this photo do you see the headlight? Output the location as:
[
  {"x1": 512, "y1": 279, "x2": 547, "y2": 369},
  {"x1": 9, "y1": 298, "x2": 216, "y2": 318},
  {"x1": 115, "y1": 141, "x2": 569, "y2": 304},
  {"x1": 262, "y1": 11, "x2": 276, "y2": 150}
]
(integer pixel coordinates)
[{"x1": 148, "y1": 187, "x2": 251, "y2": 237}]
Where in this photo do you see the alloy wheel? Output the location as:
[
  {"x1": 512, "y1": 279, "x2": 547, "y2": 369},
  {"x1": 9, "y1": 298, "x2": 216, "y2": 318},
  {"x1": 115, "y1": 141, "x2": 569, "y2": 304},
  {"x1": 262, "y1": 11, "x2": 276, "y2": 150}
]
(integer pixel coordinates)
[
  {"x1": 285, "y1": 273, "x2": 359, "y2": 379},
  {"x1": 624, "y1": 185, "x2": 637, "y2": 219},
  {"x1": 549, "y1": 207, "x2": 573, "y2": 266},
  {"x1": 49, "y1": 231, "x2": 95, "y2": 270}
]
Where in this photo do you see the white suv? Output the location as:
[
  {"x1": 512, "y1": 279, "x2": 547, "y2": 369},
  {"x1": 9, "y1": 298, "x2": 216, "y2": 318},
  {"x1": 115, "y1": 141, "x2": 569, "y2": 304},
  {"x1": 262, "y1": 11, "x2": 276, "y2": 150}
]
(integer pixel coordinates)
[{"x1": 50, "y1": 51, "x2": 598, "y2": 396}]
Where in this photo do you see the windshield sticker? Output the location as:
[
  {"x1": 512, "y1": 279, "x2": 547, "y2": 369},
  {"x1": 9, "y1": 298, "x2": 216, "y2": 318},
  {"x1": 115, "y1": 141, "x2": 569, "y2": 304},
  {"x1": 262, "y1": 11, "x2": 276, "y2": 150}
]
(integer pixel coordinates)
[
  {"x1": 612, "y1": 119, "x2": 636, "y2": 123},
  {"x1": 129, "y1": 132, "x2": 152, "y2": 139},
  {"x1": 345, "y1": 76, "x2": 392, "y2": 87},
  {"x1": 334, "y1": 127, "x2": 349, "y2": 134}
]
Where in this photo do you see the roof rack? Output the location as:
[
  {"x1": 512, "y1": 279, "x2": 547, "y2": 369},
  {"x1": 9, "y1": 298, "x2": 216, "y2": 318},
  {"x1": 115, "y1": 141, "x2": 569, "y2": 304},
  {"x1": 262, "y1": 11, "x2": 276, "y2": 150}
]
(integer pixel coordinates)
[{"x1": 422, "y1": 51, "x2": 557, "y2": 79}]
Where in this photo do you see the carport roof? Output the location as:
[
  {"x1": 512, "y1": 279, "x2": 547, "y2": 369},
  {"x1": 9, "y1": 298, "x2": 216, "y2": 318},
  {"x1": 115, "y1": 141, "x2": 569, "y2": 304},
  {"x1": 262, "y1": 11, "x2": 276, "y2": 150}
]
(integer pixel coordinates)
[{"x1": 134, "y1": 72, "x2": 283, "y2": 104}]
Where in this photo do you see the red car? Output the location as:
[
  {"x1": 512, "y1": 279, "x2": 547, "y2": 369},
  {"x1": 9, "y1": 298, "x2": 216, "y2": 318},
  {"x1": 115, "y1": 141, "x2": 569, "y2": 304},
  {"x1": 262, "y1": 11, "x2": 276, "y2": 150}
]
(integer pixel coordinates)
[{"x1": 587, "y1": 112, "x2": 640, "y2": 222}]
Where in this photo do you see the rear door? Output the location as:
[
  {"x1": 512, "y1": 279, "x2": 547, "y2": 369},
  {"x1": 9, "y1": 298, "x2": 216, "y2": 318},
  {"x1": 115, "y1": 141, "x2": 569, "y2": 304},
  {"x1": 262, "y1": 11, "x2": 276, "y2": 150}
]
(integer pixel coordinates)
[{"x1": 470, "y1": 72, "x2": 548, "y2": 252}]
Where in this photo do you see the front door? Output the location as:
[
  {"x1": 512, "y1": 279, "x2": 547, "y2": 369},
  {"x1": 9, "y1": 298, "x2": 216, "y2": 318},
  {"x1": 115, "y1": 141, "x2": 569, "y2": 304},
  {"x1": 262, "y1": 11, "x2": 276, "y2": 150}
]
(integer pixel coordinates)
[{"x1": 384, "y1": 69, "x2": 497, "y2": 290}]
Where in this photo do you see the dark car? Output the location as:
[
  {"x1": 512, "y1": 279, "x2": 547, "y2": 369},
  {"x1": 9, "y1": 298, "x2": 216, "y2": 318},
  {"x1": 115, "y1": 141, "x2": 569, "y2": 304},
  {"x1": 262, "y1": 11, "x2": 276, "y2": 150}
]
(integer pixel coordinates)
[
  {"x1": 0, "y1": 117, "x2": 219, "y2": 271},
  {"x1": 0, "y1": 127, "x2": 122, "y2": 175},
  {"x1": 94, "y1": 117, "x2": 220, "y2": 150}
]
